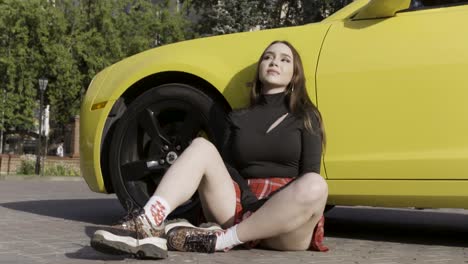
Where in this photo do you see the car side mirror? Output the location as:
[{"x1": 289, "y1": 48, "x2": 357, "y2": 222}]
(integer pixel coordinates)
[{"x1": 353, "y1": 0, "x2": 411, "y2": 20}]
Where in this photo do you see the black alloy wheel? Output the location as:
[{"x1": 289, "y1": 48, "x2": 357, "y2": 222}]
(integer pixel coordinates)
[{"x1": 109, "y1": 83, "x2": 227, "y2": 221}]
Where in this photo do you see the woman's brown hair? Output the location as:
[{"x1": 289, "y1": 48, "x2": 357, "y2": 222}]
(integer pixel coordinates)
[{"x1": 250, "y1": 40, "x2": 326, "y2": 145}]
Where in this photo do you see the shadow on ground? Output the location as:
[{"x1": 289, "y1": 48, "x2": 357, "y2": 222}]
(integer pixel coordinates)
[
  {"x1": 325, "y1": 206, "x2": 468, "y2": 248},
  {"x1": 2, "y1": 199, "x2": 468, "y2": 249},
  {"x1": 0, "y1": 199, "x2": 125, "y2": 225},
  {"x1": 65, "y1": 245, "x2": 129, "y2": 261}
]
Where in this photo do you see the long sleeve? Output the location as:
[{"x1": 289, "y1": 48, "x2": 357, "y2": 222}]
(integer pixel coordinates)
[
  {"x1": 220, "y1": 113, "x2": 234, "y2": 165},
  {"x1": 299, "y1": 127, "x2": 323, "y2": 174},
  {"x1": 220, "y1": 112, "x2": 261, "y2": 210}
]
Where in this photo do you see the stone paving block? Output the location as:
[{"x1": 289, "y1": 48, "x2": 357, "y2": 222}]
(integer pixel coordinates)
[
  {"x1": 2, "y1": 180, "x2": 468, "y2": 264},
  {"x1": 0, "y1": 252, "x2": 42, "y2": 264},
  {"x1": 20, "y1": 246, "x2": 59, "y2": 256}
]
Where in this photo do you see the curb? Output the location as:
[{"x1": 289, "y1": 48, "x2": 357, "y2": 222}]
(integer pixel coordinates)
[{"x1": 0, "y1": 175, "x2": 84, "y2": 181}]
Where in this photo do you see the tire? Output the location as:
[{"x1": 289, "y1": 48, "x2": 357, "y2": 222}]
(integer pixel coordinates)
[
  {"x1": 109, "y1": 83, "x2": 227, "y2": 222},
  {"x1": 324, "y1": 205, "x2": 335, "y2": 213}
]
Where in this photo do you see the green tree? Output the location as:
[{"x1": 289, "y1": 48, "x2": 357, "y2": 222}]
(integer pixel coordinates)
[
  {"x1": 156, "y1": 1, "x2": 193, "y2": 45},
  {"x1": 302, "y1": 0, "x2": 354, "y2": 23},
  {"x1": 0, "y1": 0, "x2": 193, "y2": 153},
  {"x1": 187, "y1": 0, "x2": 353, "y2": 35},
  {"x1": 0, "y1": 0, "x2": 49, "y2": 137},
  {"x1": 190, "y1": 0, "x2": 263, "y2": 35},
  {"x1": 42, "y1": 0, "x2": 83, "y2": 133}
]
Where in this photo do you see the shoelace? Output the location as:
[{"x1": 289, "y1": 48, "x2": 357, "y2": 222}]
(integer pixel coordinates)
[
  {"x1": 125, "y1": 199, "x2": 144, "y2": 246},
  {"x1": 118, "y1": 212, "x2": 135, "y2": 227}
]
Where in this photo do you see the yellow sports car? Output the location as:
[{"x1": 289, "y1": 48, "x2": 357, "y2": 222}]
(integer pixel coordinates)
[{"x1": 80, "y1": 0, "x2": 468, "y2": 217}]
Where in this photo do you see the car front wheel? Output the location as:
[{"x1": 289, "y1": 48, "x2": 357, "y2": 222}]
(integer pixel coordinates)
[{"x1": 108, "y1": 83, "x2": 227, "y2": 222}]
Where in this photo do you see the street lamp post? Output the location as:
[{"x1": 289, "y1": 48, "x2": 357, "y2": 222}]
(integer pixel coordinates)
[
  {"x1": 0, "y1": 89, "x2": 5, "y2": 154},
  {"x1": 35, "y1": 77, "x2": 48, "y2": 175}
]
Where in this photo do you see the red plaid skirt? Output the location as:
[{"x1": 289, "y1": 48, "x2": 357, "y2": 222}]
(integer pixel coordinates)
[{"x1": 233, "y1": 178, "x2": 328, "y2": 252}]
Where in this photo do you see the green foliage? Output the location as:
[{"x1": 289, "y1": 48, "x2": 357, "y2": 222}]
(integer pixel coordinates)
[
  {"x1": 0, "y1": 0, "x2": 48, "y2": 133},
  {"x1": 0, "y1": 0, "x2": 351, "y2": 150},
  {"x1": 14, "y1": 155, "x2": 80, "y2": 176},
  {"x1": 0, "y1": 0, "x2": 192, "y2": 139},
  {"x1": 44, "y1": 162, "x2": 80, "y2": 176},
  {"x1": 301, "y1": 0, "x2": 355, "y2": 24},
  {"x1": 16, "y1": 157, "x2": 36, "y2": 175},
  {"x1": 190, "y1": 0, "x2": 263, "y2": 35},
  {"x1": 188, "y1": 0, "x2": 353, "y2": 35}
]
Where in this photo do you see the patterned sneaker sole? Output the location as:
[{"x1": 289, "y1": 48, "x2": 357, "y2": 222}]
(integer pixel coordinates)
[{"x1": 91, "y1": 230, "x2": 168, "y2": 259}]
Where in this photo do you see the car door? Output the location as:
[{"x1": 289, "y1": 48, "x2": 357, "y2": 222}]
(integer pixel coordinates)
[{"x1": 317, "y1": 3, "x2": 468, "y2": 180}]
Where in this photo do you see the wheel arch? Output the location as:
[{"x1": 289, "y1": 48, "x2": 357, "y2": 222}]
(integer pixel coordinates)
[{"x1": 99, "y1": 71, "x2": 232, "y2": 193}]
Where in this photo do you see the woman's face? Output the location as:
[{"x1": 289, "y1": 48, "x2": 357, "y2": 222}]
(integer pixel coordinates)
[{"x1": 258, "y1": 43, "x2": 294, "y2": 94}]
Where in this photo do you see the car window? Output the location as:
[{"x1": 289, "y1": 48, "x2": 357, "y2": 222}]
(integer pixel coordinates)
[{"x1": 409, "y1": 0, "x2": 468, "y2": 9}]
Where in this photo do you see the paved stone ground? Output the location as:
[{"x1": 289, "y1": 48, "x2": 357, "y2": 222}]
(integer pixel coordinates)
[{"x1": 0, "y1": 178, "x2": 467, "y2": 264}]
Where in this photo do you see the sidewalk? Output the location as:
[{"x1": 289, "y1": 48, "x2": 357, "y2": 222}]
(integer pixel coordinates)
[
  {"x1": 1, "y1": 179, "x2": 467, "y2": 264},
  {"x1": 0, "y1": 174, "x2": 83, "y2": 182}
]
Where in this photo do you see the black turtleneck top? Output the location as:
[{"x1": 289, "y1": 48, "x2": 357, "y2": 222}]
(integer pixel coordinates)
[{"x1": 222, "y1": 92, "x2": 323, "y2": 180}]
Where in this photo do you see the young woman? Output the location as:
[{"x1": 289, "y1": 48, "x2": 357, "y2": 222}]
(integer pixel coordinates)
[{"x1": 91, "y1": 40, "x2": 329, "y2": 259}]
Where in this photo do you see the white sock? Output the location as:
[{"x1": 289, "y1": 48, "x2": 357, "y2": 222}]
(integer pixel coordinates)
[
  {"x1": 143, "y1": 195, "x2": 171, "y2": 227},
  {"x1": 215, "y1": 224, "x2": 244, "y2": 252}
]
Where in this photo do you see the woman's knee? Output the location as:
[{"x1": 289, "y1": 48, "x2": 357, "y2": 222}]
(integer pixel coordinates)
[
  {"x1": 190, "y1": 137, "x2": 217, "y2": 153},
  {"x1": 293, "y1": 173, "x2": 328, "y2": 206}
]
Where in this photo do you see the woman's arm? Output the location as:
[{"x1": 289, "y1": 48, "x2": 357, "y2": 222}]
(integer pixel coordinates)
[
  {"x1": 220, "y1": 112, "x2": 261, "y2": 210},
  {"x1": 299, "y1": 127, "x2": 323, "y2": 175}
]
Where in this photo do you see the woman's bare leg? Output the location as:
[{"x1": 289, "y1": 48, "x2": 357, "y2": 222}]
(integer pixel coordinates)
[
  {"x1": 259, "y1": 212, "x2": 319, "y2": 250},
  {"x1": 91, "y1": 137, "x2": 236, "y2": 259},
  {"x1": 153, "y1": 137, "x2": 326, "y2": 249},
  {"x1": 236, "y1": 173, "x2": 328, "y2": 250},
  {"x1": 153, "y1": 137, "x2": 236, "y2": 226}
]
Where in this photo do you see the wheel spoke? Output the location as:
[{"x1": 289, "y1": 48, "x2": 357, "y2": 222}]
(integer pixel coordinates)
[
  {"x1": 120, "y1": 160, "x2": 166, "y2": 181},
  {"x1": 138, "y1": 108, "x2": 171, "y2": 146},
  {"x1": 178, "y1": 112, "x2": 202, "y2": 146}
]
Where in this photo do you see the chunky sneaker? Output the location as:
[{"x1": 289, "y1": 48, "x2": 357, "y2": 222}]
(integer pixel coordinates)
[
  {"x1": 107, "y1": 209, "x2": 166, "y2": 237},
  {"x1": 165, "y1": 221, "x2": 223, "y2": 253},
  {"x1": 91, "y1": 209, "x2": 176, "y2": 259}
]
